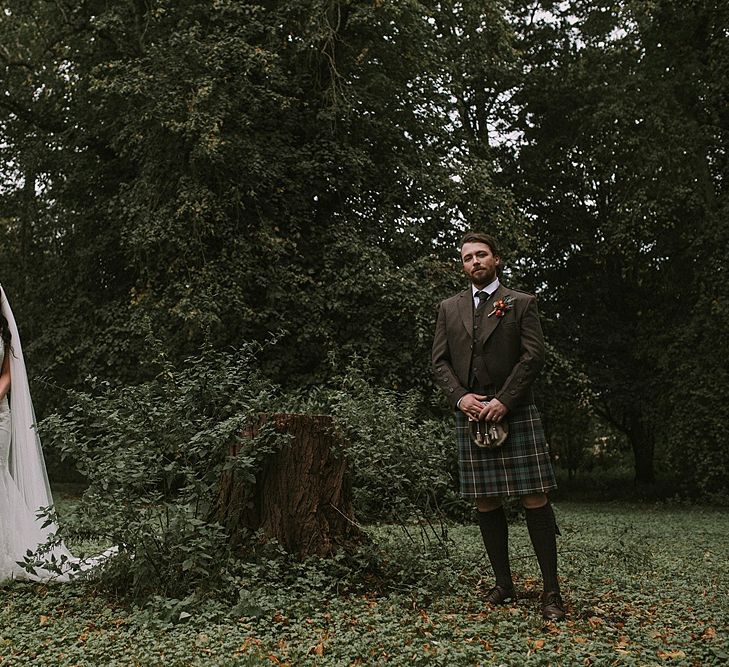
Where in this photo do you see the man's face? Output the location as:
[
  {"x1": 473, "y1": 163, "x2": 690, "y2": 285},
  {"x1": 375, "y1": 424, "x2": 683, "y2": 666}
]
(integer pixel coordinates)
[{"x1": 461, "y1": 241, "x2": 500, "y2": 288}]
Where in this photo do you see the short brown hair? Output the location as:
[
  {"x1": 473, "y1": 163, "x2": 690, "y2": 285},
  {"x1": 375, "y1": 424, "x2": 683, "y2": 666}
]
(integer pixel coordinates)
[{"x1": 459, "y1": 231, "x2": 499, "y2": 257}]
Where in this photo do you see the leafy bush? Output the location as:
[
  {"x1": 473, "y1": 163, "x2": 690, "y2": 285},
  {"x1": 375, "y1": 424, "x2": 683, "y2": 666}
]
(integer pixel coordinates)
[
  {"x1": 289, "y1": 366, "x2": 469, "y2": 524},
  {"x1": 40, "y1": 337, "x2": 284, "y2": 596},
  {"x1": 657, "y1": 357, "x2": 729, "y2": 503},
  {"x1": 40, "y1": 345, "x2": 471, "y2": 598}
]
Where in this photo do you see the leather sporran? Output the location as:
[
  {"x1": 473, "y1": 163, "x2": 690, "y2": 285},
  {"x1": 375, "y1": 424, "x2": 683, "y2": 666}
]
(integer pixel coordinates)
[{"x1": 469, "y1": 418, "x2": 509, "y2": 449}]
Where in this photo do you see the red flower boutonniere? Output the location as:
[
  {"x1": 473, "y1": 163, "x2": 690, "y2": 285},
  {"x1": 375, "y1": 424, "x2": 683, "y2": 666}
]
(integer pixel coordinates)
[{"x1": 488, "y1": 295, "x2": 515, "y2": 318}]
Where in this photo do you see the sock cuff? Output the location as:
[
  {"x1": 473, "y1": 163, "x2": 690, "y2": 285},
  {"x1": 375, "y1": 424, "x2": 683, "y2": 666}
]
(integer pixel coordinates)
[
  {"x1": 524, "y1": 502, "x2": 560, "y2": 536},
  {"x1": 477, "y1": 504, "x2": 505, "y2": 516},
  {"x1": 476, "y1": 504, "x2": 507, "y2": 528}
]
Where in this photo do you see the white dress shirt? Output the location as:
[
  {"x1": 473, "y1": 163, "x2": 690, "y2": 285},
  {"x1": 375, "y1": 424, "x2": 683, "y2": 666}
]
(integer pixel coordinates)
[{"x1": 472, "y1": 278, "x2": 500, "y2": 309}]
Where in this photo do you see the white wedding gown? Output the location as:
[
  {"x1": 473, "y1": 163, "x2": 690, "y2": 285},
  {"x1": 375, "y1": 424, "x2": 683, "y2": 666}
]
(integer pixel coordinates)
[
  {"x1": 0, "y1": 338, "x2": 75, "y2": 581},
  {"x1": 0, "y1": 287, "x2": 115, "y2": 582}
]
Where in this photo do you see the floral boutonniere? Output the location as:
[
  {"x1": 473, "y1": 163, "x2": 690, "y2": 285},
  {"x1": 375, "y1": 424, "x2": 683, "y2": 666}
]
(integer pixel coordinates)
[{"x1": 488, "y1": 295, "x2": 515, "y2": 318}]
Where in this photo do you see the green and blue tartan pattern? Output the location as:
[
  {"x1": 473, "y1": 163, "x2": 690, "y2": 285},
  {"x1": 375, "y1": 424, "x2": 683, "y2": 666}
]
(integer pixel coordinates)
[{"x1": 455, "y1": 404, "x2": 557, "y2": 498}]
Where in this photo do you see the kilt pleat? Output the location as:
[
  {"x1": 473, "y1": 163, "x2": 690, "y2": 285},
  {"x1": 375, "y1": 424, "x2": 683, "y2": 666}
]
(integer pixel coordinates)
[{"x1": 456, "y1": 404, "x2": 557, "y2": 498}]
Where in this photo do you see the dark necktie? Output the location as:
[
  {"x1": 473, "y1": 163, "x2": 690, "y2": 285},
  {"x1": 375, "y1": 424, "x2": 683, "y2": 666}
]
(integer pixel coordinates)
[{"x1": 475, "y1": 291, "x2": 490, "y2": 310}]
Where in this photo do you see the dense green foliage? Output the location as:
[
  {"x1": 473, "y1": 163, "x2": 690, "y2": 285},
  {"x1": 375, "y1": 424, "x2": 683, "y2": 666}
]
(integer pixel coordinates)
[
  {"x1": 502, "y1": 1, "x2": 729, "y2": 490},
  {"x1": 39, "y1": 346, "x2": 466, "y2": 593},
  {"x1": 40, "y1": 339, "x2": 283, "y2": 596},
  {"x1": 0, "y1": 0, "x2": 520, "y2": 405},
  {"x1": 288, "y1": 367, "x2": 466, "y2": 522},
  {"x1": 1, "y1": 502, "x2": 727, "y2": 665},
  {"x1": 1, "y1": 1, "x2": 728, "y2": 496}
]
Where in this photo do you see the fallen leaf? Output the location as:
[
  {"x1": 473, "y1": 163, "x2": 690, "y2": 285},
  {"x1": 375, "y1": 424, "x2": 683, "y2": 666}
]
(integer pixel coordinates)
[
  {"x1": 238, "y1": 637, "x2": 263, "y2": 651},
  {"x1": 657, "y1": 649, "x2": 686, "y2": 660},
  {"x1": 39, "y1": 615, "x2": 49, "y2": 626},
  {"x1": 702, "y1": 627, "x2": 716, "y2": 640}
]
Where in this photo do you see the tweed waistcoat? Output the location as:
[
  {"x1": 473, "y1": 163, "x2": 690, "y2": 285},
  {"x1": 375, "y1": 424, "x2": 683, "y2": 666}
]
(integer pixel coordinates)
[{"x1": 469, "y1": 297, "x2": 495, "y2": 395}]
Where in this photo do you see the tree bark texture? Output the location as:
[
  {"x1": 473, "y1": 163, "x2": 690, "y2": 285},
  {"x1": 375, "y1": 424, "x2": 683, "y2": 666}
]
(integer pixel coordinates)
[{"x1": 216, "y1": 413, "x2": 362, "y2": 558}]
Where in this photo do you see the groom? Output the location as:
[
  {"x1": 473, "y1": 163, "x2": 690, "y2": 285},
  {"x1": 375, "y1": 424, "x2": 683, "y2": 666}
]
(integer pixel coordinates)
[{"x1": 432, "y1": 231, "x2": 565, "y2": 621}]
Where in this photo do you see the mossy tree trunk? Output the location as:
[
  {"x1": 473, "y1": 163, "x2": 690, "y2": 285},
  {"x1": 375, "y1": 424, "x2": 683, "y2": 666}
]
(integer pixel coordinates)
[{"x1": 216, "y1": 413, "x2": 362, "y2": 558}]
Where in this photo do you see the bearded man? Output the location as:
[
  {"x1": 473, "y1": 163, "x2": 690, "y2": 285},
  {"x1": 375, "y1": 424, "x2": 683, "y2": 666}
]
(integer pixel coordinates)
[{"x1": 432, "y1": 231, "x2": 565, "y2": 621}]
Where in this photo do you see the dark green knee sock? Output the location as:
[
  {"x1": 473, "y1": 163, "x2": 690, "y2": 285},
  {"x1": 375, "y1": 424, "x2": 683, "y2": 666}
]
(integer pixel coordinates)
[
  {"x1": 524, "y1": 503, "x2": 560, "y2": 593},
  {"x1": 477, "y1": 506, "x2": 513, "y2": 589}
]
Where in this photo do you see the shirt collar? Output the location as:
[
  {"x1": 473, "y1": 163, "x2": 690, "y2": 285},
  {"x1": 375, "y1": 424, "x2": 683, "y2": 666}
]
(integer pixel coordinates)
[{"x1": 472, "y1": 278, "x2": 500, "y2": 297}]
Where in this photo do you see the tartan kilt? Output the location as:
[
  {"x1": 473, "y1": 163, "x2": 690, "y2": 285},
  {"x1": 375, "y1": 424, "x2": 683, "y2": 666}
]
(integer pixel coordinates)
[{"x1": 455, "y1": 404, "x2": 557, "y2": 498}]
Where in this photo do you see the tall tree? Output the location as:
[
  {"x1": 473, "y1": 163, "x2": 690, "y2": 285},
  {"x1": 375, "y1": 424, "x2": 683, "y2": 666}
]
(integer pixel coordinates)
[
  {"x1": 1, "y1": 1, "x2": 526, "y2": 414},
  {"x1": 503, "y1": 0, "x2": 729, "y2": 487}
]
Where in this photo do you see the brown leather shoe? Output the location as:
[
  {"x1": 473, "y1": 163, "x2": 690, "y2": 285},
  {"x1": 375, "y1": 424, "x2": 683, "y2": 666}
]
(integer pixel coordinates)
[
  {"x1": 541, "y1": 591, "x2": 565, "y2": 621},
  {"x1": 484, "y1": 584, "x2": 517, "y2": 605}
]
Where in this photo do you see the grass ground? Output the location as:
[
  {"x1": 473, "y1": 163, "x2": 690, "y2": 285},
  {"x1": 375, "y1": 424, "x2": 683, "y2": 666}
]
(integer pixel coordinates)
[{"x1": 0, "y1": 500, "x2": 727, "y2": 666}]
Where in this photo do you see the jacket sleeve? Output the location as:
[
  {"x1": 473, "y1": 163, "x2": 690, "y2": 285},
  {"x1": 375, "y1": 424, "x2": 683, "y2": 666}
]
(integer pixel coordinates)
[
  {"x1": 495, "y1": 295, "x2": 545, "y2": 411},
  {"x1": 432, "y1": 301, "x2": 469, "y2": 410}
]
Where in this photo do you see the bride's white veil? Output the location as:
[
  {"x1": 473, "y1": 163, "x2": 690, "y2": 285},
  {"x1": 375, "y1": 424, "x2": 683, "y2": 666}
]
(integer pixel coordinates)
[{"x1": 0, "y1": 284, "x2": 55, "y2": 517}]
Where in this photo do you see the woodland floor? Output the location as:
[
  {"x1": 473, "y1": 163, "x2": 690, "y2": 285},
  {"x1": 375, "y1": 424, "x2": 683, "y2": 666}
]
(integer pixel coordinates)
[{"x1": 0, "y1": 499, "x2": 727, "y2": 666}]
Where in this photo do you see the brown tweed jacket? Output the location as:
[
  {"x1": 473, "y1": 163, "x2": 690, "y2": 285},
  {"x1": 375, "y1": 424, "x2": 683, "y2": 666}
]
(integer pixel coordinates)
[{"x1": 432, "y1": 284, "x2": 546, "y2": 411}]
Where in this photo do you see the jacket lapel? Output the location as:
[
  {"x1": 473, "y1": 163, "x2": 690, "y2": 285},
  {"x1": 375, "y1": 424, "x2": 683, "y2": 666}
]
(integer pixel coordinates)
[{"x1": 457, "y1": 288, "x2": 474, "y2": 337}]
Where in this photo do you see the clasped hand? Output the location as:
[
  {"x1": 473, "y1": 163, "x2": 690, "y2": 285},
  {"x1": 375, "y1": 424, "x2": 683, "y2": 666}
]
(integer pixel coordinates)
[{"x1": 459, "y1": 393, "x2": 508, "y2": 423}]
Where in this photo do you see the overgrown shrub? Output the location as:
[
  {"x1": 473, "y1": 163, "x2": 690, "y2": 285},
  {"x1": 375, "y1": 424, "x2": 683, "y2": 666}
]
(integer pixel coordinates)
[
  {"x1": 289, "y1": 366, "x2": 469, "y2": 524},
  {"x1": 40, "y1": 338, "x2": 284, "y2": 596},
  {"x1": 40, "y1": 345, "x2": 471, "y2": 598}
]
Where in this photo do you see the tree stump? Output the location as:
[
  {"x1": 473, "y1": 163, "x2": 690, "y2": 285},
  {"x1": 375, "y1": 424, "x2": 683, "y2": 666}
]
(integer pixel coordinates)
[{"x1": 216, "y1": 413, "x2": 362, "y2": 558}]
